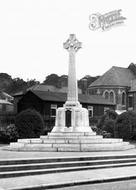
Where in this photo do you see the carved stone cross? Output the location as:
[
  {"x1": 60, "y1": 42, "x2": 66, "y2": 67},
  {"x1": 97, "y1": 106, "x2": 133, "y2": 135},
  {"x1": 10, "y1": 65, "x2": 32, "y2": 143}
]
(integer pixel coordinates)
[
  {"x1": 63, "y1": 34, "x2": 82, "y2": 52},
  {"x1": 63, "y1": 34, "x2": 82, "y2": 106}
]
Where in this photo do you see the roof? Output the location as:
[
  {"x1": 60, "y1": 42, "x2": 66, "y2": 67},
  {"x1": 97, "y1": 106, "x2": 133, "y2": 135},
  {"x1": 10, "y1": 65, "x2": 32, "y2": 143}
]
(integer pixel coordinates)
[
  {"x1": 2, "y1": 92, "x2": 13, "y2": 99},
  {"x1": 13, "y1": 84, "x2": 82, "y2": 97},
  {"x1": 13, "y1": 91, "x2": 24, "y2": 96},
  {"x1": 0, "y1": 91, "x2": 14, "y2": 102},
  {"x1": 129, "y1": 79, "x2": 136, "y2": 92},
  {"x1": 28, "y1": 84, "x2": 56, "y2": 91},
  {"x1": 0, "y1": 99, "x2": 13, "y2": 105},
  {"x1": 30, "y1": 90, "x2": 115, "y2": 105},
  {"x1": 89, "y1": 66, "x2": 136, "y2": 88}
]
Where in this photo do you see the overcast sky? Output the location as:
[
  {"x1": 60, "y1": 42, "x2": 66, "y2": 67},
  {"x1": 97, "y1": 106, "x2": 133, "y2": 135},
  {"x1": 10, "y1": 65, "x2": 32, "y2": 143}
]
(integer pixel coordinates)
[{"x1": 0, "y1": 0, "x2": 136, "y2": 82}]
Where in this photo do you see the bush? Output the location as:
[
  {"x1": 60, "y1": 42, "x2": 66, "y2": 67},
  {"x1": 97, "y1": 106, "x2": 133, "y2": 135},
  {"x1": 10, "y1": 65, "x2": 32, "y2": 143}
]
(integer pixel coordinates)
[
  {"x1": 115, "y1": 111, "x2": 136, "y2": 140},
  {"x1": 103, "y1": 119, "x2": 115, "y2": 137},
  {"x1": 0, "y1": 127, "x2": 8, "y2": 143},
  {"x1": 97, "y1": 110, "x2": 118, "y2": 137},
  {"x1": 91, "y1": 125, "x2": 112, "y2": 138},
  {"x1": 0, "y1": 124, "x2": 19, "y2": 143},
  {"x1": 15, "y1": 109, "x2": 44, "y2": 139},
  {"x1": 89, "y1": 117, "x2": 99, "y2": 126},
  {"x1": 106, "y1": 110, "x2": 118, "y2": 120},
  {"x1": 6, "y1": 124, "x2": 19, "y2": 142},
  {"x1": 101, "y1": 131, "x2": 112, "y2": 138}
]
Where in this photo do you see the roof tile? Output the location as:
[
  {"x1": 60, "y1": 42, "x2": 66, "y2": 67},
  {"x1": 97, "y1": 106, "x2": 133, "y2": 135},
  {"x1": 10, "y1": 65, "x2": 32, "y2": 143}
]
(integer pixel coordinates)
[{"x1": 89, "y1": 66, "x2": 135, "y2": 87}]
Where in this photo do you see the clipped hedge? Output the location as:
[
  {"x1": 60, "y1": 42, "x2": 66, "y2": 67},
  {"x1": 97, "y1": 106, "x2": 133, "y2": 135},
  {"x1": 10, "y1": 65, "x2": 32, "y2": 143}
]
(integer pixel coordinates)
[{"x1": 15, "y1": 109, "x2": 44, "y2": 139}]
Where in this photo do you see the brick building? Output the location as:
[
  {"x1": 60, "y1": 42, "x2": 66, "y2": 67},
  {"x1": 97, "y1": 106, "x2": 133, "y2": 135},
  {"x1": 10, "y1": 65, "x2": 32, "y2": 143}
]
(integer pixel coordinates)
[{"x1": 88, "y1": 63, "x2": 136, "y2": 112}]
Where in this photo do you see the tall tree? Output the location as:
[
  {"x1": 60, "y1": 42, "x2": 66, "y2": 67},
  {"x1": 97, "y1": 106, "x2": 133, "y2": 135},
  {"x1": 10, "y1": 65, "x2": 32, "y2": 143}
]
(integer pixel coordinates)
[{"x1": 43, "y1": 74, "x2": 59, "y2": 87}]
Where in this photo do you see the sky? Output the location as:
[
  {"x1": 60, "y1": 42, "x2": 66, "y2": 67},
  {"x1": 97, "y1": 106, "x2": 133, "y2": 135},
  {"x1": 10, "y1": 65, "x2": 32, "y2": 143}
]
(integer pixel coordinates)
[{"x1": 0, "y1": 0, "x2": 136, "y2": 82}]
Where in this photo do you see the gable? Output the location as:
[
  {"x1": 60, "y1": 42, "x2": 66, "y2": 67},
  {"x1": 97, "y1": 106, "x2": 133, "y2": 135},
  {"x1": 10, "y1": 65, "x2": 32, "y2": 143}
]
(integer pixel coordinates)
[{"x1": 89, "y1": 66, "x2": 136, "y2": 88}]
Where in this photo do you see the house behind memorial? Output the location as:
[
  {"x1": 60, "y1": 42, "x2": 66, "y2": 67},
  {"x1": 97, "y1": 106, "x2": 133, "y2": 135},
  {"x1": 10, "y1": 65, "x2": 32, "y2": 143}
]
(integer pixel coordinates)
[{"x1": 13, "y1": 84, "x2": 115, "y2": 131}]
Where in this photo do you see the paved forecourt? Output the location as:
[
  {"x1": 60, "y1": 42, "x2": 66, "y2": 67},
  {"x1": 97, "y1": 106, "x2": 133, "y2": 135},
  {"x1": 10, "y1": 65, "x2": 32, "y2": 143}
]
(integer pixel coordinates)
[{"x1": 1, "y1": 146, "x2": 136, "y2": 189}]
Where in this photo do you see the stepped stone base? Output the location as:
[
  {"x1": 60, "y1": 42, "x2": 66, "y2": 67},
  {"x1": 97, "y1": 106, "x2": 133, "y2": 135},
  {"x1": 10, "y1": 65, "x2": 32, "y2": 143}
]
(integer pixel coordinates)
[{"x1": 5, "y1": 132, "x2": 135, "y2": 152}]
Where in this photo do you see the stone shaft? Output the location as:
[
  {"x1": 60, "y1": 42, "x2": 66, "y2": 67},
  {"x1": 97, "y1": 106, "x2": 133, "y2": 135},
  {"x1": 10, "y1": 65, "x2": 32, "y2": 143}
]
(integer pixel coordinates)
[{"x1": 67, "y1": 50, "x2": 78, "y2": 103}]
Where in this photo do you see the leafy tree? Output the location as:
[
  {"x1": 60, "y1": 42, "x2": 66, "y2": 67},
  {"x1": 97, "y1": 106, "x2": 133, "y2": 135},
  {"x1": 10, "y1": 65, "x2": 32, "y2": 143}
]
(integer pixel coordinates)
[
  {"x1": 0, "y1": 73, "x2": 13, "y2": 91},
  {"x1": 0, "y1": 75, "x2": 40, "y2": 94},
  {"x1": 43, "y1": 74, "x2": 59, "y2": 87},
  {"x1": 26, "y1": 79, "x2": 40, "y2": 88},
  {"x1": 7, "y1": 78, "x2": 27, "y2": 94}
]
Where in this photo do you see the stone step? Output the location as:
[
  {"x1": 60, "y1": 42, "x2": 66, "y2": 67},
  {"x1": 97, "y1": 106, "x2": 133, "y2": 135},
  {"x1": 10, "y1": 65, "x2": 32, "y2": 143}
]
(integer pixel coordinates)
[
  {"x1": 57, "y1": 144, "x2": 134, "y2": 152},
  {"x1": 1, "y1": 157, "x2": 136, "y2": 172},
  {"x1": 48, "y1": 132, "x2": 96, "y2": 136},
  {"x1": 7, "y1": 141, "x2": 135, "y2": 152},
  {"x1": 1, "y1": 160, "x2": 136, "y2": 178},
  {"x1": 41, "y1": 138, "x2": 123, "y2": 144},
  {"x1": 2, "y1": 154, "x2": 136, "y2": 166},
  {"x1": 40, "y1": 135, "x2": 103, "y2": 139},
  {"x1": 52, "y1": 142, "x2": 128, "y2": 148}
]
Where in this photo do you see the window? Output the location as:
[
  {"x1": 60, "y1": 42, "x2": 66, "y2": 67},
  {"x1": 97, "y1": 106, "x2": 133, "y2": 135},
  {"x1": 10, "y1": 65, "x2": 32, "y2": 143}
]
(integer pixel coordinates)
[
  {"x1": 109, "y1": 91, "x2": 114, "y2": 103},
  {"x1": 88, "y1": 106, "x2": 93, "y2": 117},
  {"x1": 122, "y1": 92, "x2": 126, "y2": 105},
  {"x1": 6, "y1": 105, "x2": 14, "y2": 112},
  {"x1": 0, "y1": 104, "x2": 2, "y2": 112},
  {"x1": 50, "y1": 104, "x2": 57, "y2": 117},
  {"x1": 104, "y1": 107, "x2": 110, "y2": 114},
  {"x1": 104, "y1": 91, "x2": 109, "y2": 100},
  {"x1": 128, "y1": 95, "x2": 133, "y2": 108}
]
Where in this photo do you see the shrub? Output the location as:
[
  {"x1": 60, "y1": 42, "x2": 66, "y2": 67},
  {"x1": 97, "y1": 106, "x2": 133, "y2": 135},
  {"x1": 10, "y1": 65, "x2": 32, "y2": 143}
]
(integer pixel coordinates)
[
  {"x1": 0, "y1": 124, "x2": 19, "y2": 143},
  {"x1": 6, "y1": 124, "x2": 19, "y2": 142},
  {"x1": 91, "y1": 125, "x2": 112, "y2": 138},
  {"x1": 115, "y1": 111, "x2": 136, "y2": 140},
  {"x1": 97, "y1": 110, "x2": 118, "y2": 137},
  {"x1": 106, "y1": 110, "x2": 118, "y2": 120},
  {"x1": 89, "y1": 117, "x2": 99, "y2": 126},
  {"x1": 15, "y1": 109, "x2": 44, "y2": 139},
  {"x1": 0, "y1": 127, "x2": 8, "y2": 143},
  {"x1": 103, "y1": 119, "x2": 115, "y2": 137},
  {"x1": 101, "y1": 131, "x2": 112, "y2": 138}
]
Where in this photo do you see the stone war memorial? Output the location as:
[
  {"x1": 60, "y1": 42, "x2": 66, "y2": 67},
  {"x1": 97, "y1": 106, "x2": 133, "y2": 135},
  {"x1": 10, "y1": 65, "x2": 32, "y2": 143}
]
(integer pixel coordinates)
[{"x1": 8, "y1": 34, "x2": 135, "y2": 152}]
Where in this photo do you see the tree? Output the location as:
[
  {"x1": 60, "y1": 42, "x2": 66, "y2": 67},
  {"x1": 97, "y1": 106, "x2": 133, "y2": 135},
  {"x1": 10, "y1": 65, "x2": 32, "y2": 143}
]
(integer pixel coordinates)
[
  {"x1": 26, "y1": 79, "x2": 40, "y2": 88},
  {"x1": 43, "y1": 74, "x2": 59, "y2": 87},
  {"x1": 8, "y1": 78, "x2": 27, "y2": 94},
  {"x1": 0, "y1": 73, "x2": 13, "y2": 92}
]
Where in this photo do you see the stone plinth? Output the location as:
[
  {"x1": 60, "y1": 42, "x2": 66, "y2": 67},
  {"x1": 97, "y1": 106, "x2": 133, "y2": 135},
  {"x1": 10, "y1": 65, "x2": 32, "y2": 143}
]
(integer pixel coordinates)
[
  {"x1": 6, "y1": 132, "x2": 135, "y2": 152},
  {"x1": 52, "y1": 104, "x2": 93, "y2": 133}
]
